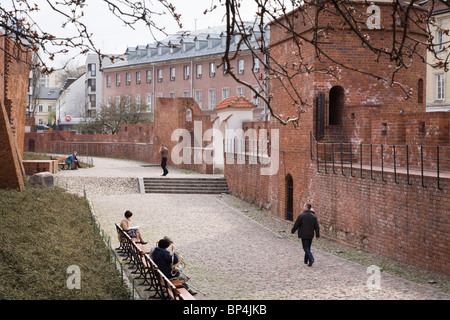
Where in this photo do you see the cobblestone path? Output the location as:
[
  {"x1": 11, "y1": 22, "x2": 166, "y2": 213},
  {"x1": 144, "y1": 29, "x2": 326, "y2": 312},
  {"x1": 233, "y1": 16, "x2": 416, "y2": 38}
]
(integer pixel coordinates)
[{"x1": 55, "y1": 156, "x2": 449, "y2": 300}]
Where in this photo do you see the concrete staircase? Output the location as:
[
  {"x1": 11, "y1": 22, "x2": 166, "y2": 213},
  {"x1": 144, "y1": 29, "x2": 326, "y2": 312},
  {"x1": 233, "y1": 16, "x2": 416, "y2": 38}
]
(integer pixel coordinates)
[{"x1": 142, "y1": 177, "x2": 230, "y2": 194}]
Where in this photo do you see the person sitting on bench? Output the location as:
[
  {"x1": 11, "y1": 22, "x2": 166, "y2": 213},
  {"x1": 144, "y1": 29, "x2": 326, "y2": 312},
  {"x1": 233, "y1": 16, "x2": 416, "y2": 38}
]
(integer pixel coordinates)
[
  {"x1": 152, "y1": 238, "x2": 196, "y2": 295},
  {"x1": 120, "y1": 210, "x2": 147, "y2": 244},
  {"x1": 65, "y1": 151, "x2": 82, "y2": 170}
]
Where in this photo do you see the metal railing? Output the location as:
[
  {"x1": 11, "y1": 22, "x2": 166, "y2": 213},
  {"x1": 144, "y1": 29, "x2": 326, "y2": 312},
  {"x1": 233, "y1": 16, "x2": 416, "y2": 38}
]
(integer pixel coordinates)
[
  {"x1": 310, "y1": 132, "x2": 449, "y2": 190},
  {"x1": 84, "y1": 190, "x2": 140, "y2": 299}
]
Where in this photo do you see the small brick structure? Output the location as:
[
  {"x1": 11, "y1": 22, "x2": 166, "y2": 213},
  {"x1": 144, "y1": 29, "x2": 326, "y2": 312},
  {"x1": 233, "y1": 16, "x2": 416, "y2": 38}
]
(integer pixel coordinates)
[{"x1": 22, "y1": 160, "x2": 59, "y2": 175}]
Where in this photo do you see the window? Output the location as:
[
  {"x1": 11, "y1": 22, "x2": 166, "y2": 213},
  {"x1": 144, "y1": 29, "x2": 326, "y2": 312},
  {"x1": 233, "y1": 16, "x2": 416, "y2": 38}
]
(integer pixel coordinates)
[
  {"x1": 195, "y1": 90, "x2": 202, "y2": 108},
  {"x1": 253, "y1": 57, "x2": 260, "y2": 73},
  {"x1": 186, "y1": 108, "x2": 192, "y2": 122},
  {"x1": 48, "y1": 105, "x2": 52, "y2": 112},
  {"x1": 418, "y1": 78, "x2": 424, "y2": 105},
  {"x1": 88, "y1": 78, "x2": 96, "y2": 92},
  {"x1": 196, "y1": 64, "x2": 202, "y2": 78},
  {"x1": 183, "y1": 91, "x2": 190, "y2": 97},
  {"x1": 125, "y1": 96, "x2": 131, "y2": 111},
  {"x1": 116, "y1": 96, "x2": 121, "y2": 110},
  {"x1": 126, "y1": 72, "x2": 131, "y2": 85},
  {"x1": 184, "y1": 65, "x2": 190, "y2": 80},
  {"x1": 169, "y1": 92, "x2": 176, "y2": 98},
  {"x1": 436, "y1": 74, "x2": 445, "y2": 100},
  {"x1": 136, "y1": 94, "x2": 141, "y2": 106},
  {"x1": 146, "y1": 94, "x2": 152, "y2": 112},
  {"x1": 106, "y1": 75, "x2": 111, "y2": 87},
  {"x1": 158, "y1": 69, "x2": 163, "y2": 82},
  {"x1": 210, "y1": 62, "x2": 216, "y2": 77},
  {"x1": 223, "y1": 61, "x2": 229, "y2": 75},
  {"x1": 146, "y1": 70, "x2": 152, "y2": 83},
  {"x1": 170, "y1": 67, "x2": 176, "y2": 81},
  {"x1": 88, "y1": 63, "x2": 96, "y2": 76},
  {"x1": 238, "y1": 59, "x2": 244, "y2": 74},
  {"x1": 252, "y1": 86, "x2": 260, "y2": 107},
  {"x1": 208, "y1": 89, "x2": 216, "y2": 109},
  {"x1": 237, "y1": 87, "x2": 244, "y2": 96},
  {"x1": 136, "y1": 71, "x2": 141, "y2": 84},
  {"x1": 116, "y1": 74, "x2": 121, "y2": 86},
  {"x1": 106, "y1": 98, "x2": 111, "y2": 109},
  {"x1": 221, "y1": 35, "x2": 226, "y2": 47},
  {"x1": 437, "y1": 30, "x2": 444, "y2": 52},
  {"x1": 222, "y1": 88, "x2": 229, "y2": 100},
  {"x1": 195, "y1": 40, "x2": 200, "y2": 51},
  {"x1": 89, "y1": 94, "x2": 96, "y2": 108},
  {"x1": 38, "y1": 105, "x2": 43, "y2": 112}
]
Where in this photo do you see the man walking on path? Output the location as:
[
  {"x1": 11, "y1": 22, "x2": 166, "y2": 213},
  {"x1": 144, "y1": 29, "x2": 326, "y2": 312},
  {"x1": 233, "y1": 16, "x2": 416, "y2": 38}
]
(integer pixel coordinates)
[
  {"x1": 291, "y1": 203, "x2": 320, "y2": 267},
  {"x1": 159, "y1": 144, "x2": 169, "y2": 176}
]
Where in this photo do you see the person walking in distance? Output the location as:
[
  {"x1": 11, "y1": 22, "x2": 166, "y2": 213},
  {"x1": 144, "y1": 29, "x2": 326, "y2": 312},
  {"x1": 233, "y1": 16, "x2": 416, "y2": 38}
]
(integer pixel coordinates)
[
  {"x1": 291, "y1": 203, "x2": 320, "y2": 267},
  {"x1": 160, "y1": 143, "x2": 169, "y2": 176}
]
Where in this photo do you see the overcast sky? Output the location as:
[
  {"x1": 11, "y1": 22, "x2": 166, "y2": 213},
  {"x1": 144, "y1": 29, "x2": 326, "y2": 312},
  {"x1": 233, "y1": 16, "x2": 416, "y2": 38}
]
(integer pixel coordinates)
[{"x1": 23, "y1": 0, "x2": 258, "y2": 68}]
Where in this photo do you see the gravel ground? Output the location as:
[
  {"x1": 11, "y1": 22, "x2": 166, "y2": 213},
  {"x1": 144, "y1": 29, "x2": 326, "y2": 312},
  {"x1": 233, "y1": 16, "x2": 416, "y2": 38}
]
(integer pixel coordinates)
[{"x1": 54, "y1": 156, "x2": 449, "y2": 300}]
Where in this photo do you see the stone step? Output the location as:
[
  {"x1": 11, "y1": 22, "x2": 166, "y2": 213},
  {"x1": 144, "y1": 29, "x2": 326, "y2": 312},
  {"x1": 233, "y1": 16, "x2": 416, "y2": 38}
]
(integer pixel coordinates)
[{"x1": 142, "y1": 177, "x2": 229, "y2": 194}]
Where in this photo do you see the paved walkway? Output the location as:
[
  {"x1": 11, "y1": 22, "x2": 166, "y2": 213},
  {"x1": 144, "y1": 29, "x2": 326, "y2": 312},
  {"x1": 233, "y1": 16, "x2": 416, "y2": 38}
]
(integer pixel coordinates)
[{"x1": 55, "y1": 156, "x2": 449, "y2": 300}]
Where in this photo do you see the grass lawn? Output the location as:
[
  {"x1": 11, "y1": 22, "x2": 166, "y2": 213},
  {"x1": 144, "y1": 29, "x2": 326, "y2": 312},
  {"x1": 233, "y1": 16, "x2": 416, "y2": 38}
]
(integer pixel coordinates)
[{"x1": 0, "y1": 184, "x2": 129, "y2": 300}]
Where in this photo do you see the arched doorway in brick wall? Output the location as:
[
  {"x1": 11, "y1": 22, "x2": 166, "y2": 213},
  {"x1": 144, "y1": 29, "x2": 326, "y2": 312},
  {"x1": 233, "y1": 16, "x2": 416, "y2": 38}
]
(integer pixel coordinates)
[
  {"x1": 28, "y1": 139, "x2": 35, "y2": 152},
  {"x1": 329, "y1": 86, "x2": 345, "y2": 125},
  {"x1": 286, "y1": 174, "x2": 294, "y2": 221}
]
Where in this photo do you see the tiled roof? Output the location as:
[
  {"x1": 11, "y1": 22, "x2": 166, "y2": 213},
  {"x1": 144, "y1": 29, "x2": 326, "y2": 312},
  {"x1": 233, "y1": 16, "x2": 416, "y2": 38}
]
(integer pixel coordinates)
[{"x1": 214, "y1": 95, "x2": 256, "y2": 110}]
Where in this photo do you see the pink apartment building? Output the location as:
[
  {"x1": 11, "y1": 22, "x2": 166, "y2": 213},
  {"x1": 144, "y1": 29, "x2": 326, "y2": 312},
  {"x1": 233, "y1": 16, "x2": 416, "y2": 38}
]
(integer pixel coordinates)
[{"x1": 102, "y1": 25, "x2": 266, "y2": 120}]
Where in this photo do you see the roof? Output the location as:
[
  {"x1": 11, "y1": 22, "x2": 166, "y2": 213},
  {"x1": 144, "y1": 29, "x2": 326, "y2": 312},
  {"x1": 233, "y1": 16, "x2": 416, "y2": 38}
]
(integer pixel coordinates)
[
  {"x1": 214, "y1": 95, "x2": 257, "y2": 110},
  {"x1": 38, "y1": 87, "x2": 61, "y2": 100},
  {"x1": 104, "y1": 23, "x2": 268, "y2": 70}
]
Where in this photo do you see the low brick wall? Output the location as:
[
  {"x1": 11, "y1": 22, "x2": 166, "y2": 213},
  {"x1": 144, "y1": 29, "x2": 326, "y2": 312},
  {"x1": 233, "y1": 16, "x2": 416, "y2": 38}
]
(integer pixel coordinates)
[{"x1": 22, "y1": 160, "x2": 59, "y2": 175}]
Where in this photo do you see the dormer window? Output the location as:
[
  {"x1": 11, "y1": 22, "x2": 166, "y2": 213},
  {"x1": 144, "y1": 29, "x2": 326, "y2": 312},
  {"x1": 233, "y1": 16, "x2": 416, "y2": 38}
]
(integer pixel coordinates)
[
  {"x1": 147, "y1": 48, "x2": 151, "y2": 57},
  {"x1": 182, "y1": 43, "x2": 186, "y2": 52},
  {"x1": 208, "y1": 38, "x2": 212, "y2": 49},
  {"x1": 136, "y1": 49, "x2": 141, "y2": 59},
  {"x1": 221, "y1": 35, "x2": 226, "y2": 47},
  {"x1": 169, "y1": 46, "x2": 174, "y2": 54},
  {"x1": 158, "y1": 46, "x2": 162, "y2": 55},
  {"x1": 195, "y1": 40, "x2": 200, "y2": 51}
]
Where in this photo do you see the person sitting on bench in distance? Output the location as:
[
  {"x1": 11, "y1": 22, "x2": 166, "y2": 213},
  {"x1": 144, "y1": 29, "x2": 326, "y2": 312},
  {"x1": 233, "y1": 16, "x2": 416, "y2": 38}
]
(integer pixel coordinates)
[
  {"x1": 120, "y1": 210, "x2": 147, "y2": 244},
  {"x1": 152, "y1": 238, "x2": 197, "y2": 295},
  {"x1": 65, "y1": 151, "x2": 82, "y2": 170}
]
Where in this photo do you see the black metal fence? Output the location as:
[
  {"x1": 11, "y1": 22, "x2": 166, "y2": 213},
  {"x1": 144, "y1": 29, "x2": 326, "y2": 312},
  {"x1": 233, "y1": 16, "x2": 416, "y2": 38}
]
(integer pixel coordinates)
[{"x1": 310, "y1": 132, "x2": 449, "y2": 190}]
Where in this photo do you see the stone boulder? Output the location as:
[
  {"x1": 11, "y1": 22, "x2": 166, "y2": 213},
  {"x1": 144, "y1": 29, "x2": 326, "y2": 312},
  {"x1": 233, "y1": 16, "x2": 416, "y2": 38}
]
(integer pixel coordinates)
[{"x1": 29, "y1": 171, "x2": 54, "y2": 187}]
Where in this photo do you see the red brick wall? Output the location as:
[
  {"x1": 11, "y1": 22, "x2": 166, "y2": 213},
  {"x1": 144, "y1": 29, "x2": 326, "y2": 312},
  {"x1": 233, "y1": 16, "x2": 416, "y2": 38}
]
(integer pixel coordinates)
[
  {"x1": 0, "y1": 32, "x2": 31, "y2": 190},
  {"x1": 24, "y1": 98, "x2": 214, "y2": 173},
  {"x1": 224, "y1": 3, "x2": 449, "y2": 274}
]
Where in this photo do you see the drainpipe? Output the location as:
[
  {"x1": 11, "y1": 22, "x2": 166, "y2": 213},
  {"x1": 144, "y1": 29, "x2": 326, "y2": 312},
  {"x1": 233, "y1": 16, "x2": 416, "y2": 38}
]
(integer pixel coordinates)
[
  {"x1": 152, "y1": 64, "x2": 155, "y2": 116},
  {"x1": 190, "y1": 59, "x2": 194, "y2": 98}
]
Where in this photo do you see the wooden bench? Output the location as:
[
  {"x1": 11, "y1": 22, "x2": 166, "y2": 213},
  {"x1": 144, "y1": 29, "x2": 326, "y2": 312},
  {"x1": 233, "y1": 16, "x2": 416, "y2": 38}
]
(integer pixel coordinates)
[
  {"x1": 56, "y1": 157, "x2": 70, "y2": 170},
  {"x1": 114, "y1": 223, "x2": 195, "y2": 300}
]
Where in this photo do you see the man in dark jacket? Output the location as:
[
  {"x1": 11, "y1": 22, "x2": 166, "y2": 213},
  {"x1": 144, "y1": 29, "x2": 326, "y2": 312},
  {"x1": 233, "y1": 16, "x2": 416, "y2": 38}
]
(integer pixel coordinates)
[
  {"x1": 291, "y1": 203, "x2": 320, "y2": 267},
  {"x1": 152, "y1": 238, "x2": 197, "y2": 295},
  {"x1": 152, "y1": 239, "x2": 177, "y2": 279}
]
